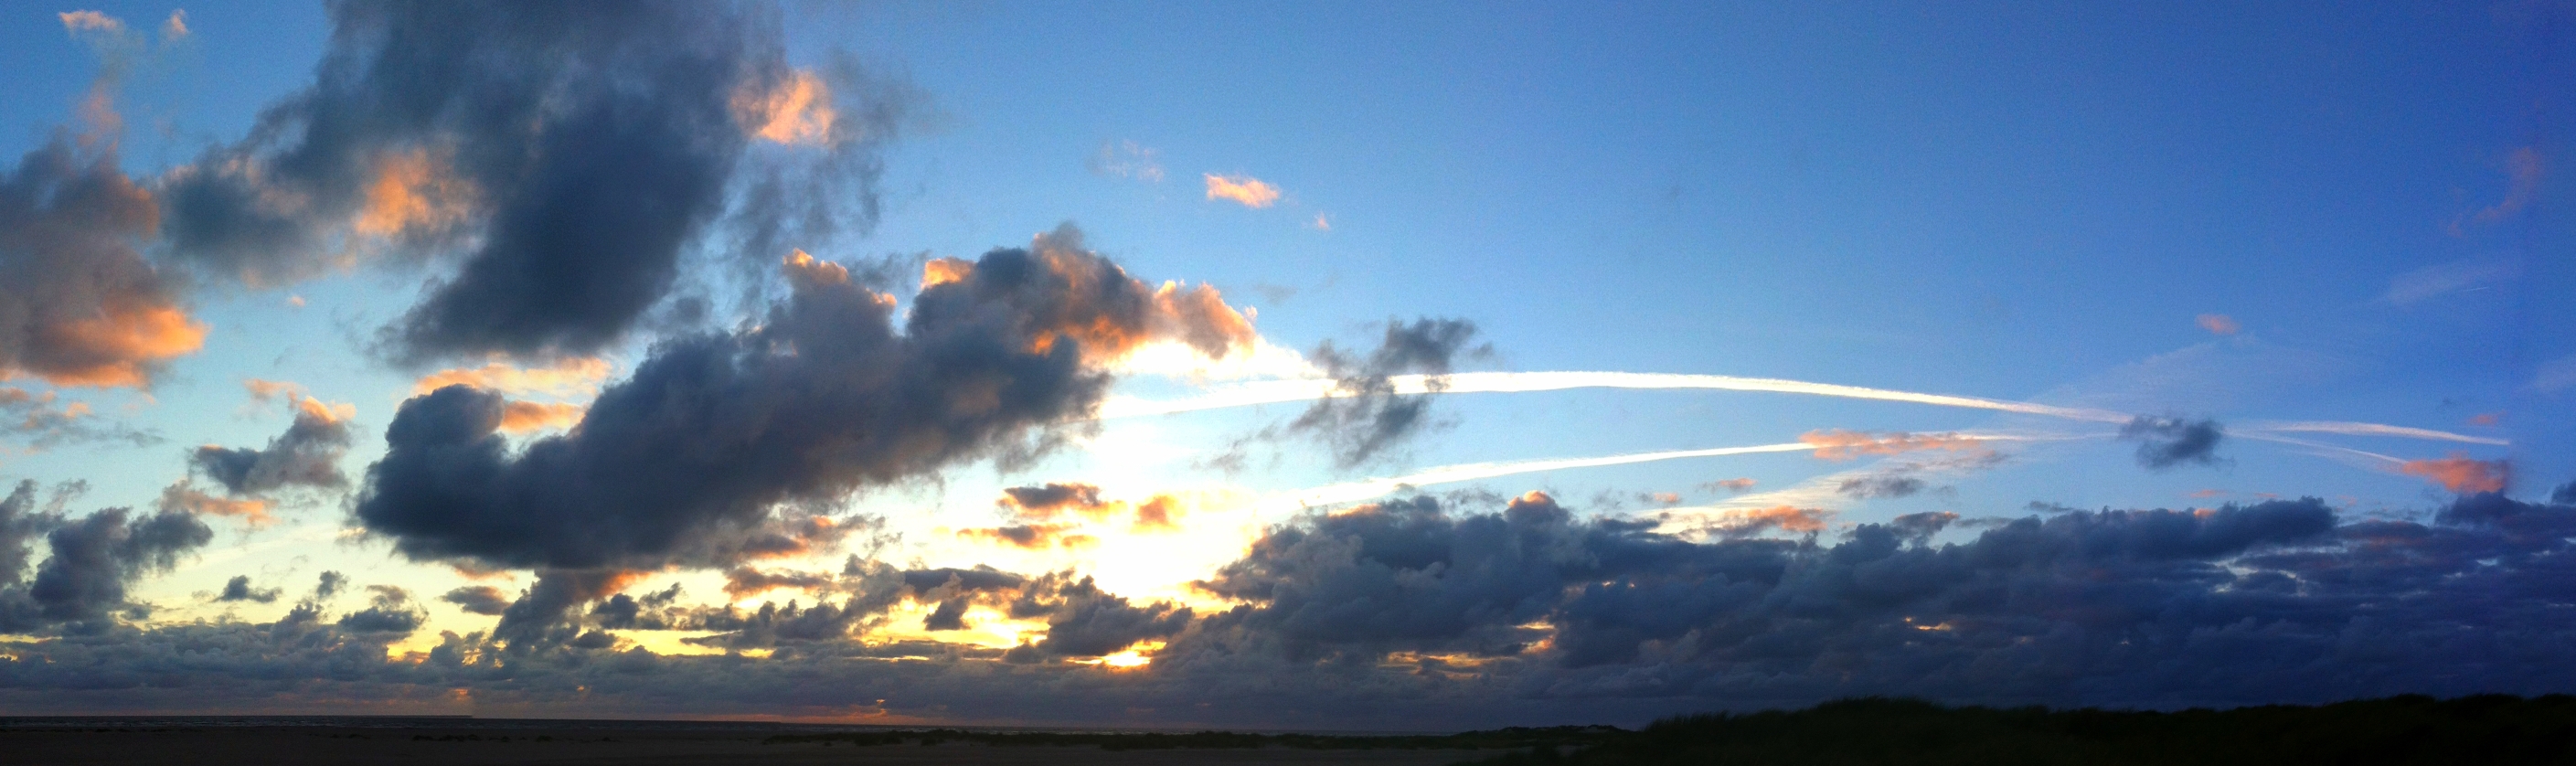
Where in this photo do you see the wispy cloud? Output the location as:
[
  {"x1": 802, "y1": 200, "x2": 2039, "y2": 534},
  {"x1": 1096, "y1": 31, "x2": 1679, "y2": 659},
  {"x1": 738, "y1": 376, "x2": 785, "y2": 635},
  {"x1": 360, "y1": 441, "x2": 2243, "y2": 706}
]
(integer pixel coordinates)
[
  {"x1": 1203, "y1": 174, "x2": 1282, "y2": 207},
  {"x1": 2196, "y1": 314, "x2": 2241, "y2": 335},
  {"x1": 2384, "y1": 258, "x2": 2520, "y2": 305},
  {"x1": 1088, "y1": 141, "x2": 1163, "y2": 182}
]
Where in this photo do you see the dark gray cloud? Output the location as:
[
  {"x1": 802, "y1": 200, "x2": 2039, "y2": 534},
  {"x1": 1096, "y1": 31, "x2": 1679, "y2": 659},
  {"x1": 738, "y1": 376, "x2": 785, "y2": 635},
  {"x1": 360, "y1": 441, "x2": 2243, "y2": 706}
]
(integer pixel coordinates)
[
  {"x1": 159, "y1": 1, "x2": 910, "y2": 364},
  {"x1": 214, "y1": 575, "x2": 280, "y2": 603},
  {"x1": 438, "y1": 585, "x2": 509, "y2": 616},
  {"x1": 1291, "y1": 317, "x2": 1492, "y2": 467},
  {"x1": 14, "y1": 486, "x2": 2576, "y2": 726},
  {"x1": 0, "y1": 492, "x2": 212, "y2": 632},
  {"x1": 2121, "y1": 415, "x2": 2227, "y2": 470},
  {"x1": 355, "y1": 230, "x2": 1250, "y2": 578},
  {"x1": 335, "y1": 586, "x2": 424, "y2": 635},
  {"x1": 0, "y1": 140, "x2": 199, "y2": 388},
  {"x1": 2554, "y1": 482, "x2": 2576, "y2": 505},
  {"x1": 997, "y1": 482, "x2": 1111, "y2": 519},
  {"x1": 186, "y1": 399, "x2": 352, "y2": 495},
  {"x1": 312, "y1": 570, "x2": 346, "y2": 601}
]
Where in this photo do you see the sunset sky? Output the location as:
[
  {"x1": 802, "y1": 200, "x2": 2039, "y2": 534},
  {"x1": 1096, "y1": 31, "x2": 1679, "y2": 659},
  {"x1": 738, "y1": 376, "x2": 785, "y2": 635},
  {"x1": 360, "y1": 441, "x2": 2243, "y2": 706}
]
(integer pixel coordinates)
[{"x1": 0, "y1": 1, "x2": 2568, "y2": 728}]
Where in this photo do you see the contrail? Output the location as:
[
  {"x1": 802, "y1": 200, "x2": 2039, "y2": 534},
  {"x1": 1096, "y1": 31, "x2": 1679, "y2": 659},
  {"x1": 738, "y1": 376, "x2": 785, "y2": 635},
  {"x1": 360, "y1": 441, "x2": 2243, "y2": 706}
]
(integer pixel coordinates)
[
  {"x1": 1102, "y1": 371, "x2": 2132, "y2": 421},
  {"x1": 2249, "y1": 420, "x2": 2507, "y2": 446},
  {"x1": 1102, "y1": 370, "x2": 2505, "y2": 446},
  {"x1": 1261, "y1": 431, "x2": 2074, "y2": 513}
]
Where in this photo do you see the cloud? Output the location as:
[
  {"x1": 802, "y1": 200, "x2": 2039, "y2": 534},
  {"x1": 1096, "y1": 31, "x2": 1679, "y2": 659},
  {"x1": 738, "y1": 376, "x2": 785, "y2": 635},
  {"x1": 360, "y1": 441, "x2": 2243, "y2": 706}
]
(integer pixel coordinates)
[
  {"x1": 0, "y1": 140, "x2": 206, "y2": 388},
  {"x1": 1289, "y1": 317, "x2": 1491, "y2": 467},
  {"x1": 2385, "y1": 258, "x2": 2520, "y2": 305},
  {"x1": 335, "y1": 585, "x2": 424, "y2": 635},
  {"x1": 1203, "y1": 174, "x2": 1282, "y2": 208},
  {"x1": 439, "y1": 585, "x2": 509, "y2": 616},
  {"x1": 154, "y1": 485, "x2": 271, "y2": 525},
  {"x1": 1132, "y1": 495, "x2": 1183, "y2": 532},
  {"x1": 1088, "y1": 141, "x2": 1164, "y2": 182},
  {"x1": 997, "y1": 483, "x2": 1116, "y2": 521},
  {"x1": 313, "y1": 570, "x2": 346, "y2": 601},
  {"x1": 158, "y1": 2, "x2": 912, "y2": 363},
  {"x1": 2531, "y1": 355, "x2": 2576, "y2": 393},
  {"x1": 2399, "y1": 453, "x2": 2509, "y2": 495},
  {"x1": 722, "y1": 567, "x2": 836, "y2": 600},
  {"x1": 1798, "y1": 430, "x2": 1987, "y2": 461},
  {"x1": 2121, "y1": 415, "x2": 2226, "y2": 470},
  {"x1": 958, "y1": 523, "x2": 1093, "y2": 550},
  {"x1": 214, "y1": 575, "x2": 280, "y2": 603},
  {"x1": 0, "y1": 483, "x2": 212, "y2": 632},
  {"x1": 2195, "y1": 314, "x2": 2241, "y2": 335},
  {"x1": 1309, "y1": 214, "x2": 1330, "y2": 230},
  {"x1": 58, "y1": 11, "x2": 122, "y2": 34},
  {"x1": 13, "y1": 493, "x2": 2576, "y2": 725},
  {"x1": 410, "y1": 357, "x2": 612, "y2": 399},
  {"x1": 2466, "y1": 147, "x2": 2542, "y2": 228},
  {"x1": 1837, "y1": 474, "x2": 1927, "y2": 499},
  {"x1": 1702, "y1": 478, "x2": 1757, "y2": 494},
  {"x1": 1701, "y1": 504, "x2": 1835, "y2": 537},
  {"x1": 187, "y1": 396, "x2": 355, "y2": 496},
  {"x1": 1, "y1": 387, "x2": 154, "y2": 451},
  {"x1": 735, "y1": 69, "x2": 838, "y2": 145},
  {"x1": 495, "y1": 400, "x2": 584, "y2": 433},
  {"x1": 354, "y1": 229, "x2": 1256, "y2": 576}
]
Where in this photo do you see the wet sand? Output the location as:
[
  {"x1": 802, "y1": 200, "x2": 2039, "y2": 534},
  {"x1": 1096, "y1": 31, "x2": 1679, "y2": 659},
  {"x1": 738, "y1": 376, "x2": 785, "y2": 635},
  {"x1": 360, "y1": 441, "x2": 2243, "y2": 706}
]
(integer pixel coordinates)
[{"x1": 2, "y1": 725, "x2": 1494, "y2": 766}]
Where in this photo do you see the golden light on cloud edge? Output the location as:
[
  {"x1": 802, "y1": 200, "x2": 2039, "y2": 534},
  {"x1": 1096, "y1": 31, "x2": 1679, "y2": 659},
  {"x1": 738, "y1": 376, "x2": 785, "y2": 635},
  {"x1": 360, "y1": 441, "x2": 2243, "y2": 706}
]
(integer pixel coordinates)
[
  {"x1": 736, "y1": 69, "x2": 836, "y2": 145},
  {"x1": 354, "y1": 147, "x2": 475, "y2": 238},
  {"x1": 1203, "y1": 173, "x2": 1282, "y2": 207},
  {"x1": 410, "y1": 356, "x2": 612, "y2": 398}
]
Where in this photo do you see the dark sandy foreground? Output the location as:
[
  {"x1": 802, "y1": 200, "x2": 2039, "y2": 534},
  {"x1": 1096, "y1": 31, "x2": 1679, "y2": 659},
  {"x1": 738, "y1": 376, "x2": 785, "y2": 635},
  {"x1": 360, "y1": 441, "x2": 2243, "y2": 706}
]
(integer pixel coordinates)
[{"x1": 1, "y1": 726, "x2": 1494, "y2": 766}]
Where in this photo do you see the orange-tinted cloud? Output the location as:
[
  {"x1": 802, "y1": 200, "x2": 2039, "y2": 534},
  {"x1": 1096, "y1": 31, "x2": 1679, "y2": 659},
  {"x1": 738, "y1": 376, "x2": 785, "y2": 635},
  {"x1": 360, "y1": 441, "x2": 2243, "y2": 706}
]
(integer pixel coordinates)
[
  {"x1": 1203, "y1": 174, "x2": 1282, "y2": 208},
  {"x1": 917, "y1": 229, "x2": 1260, "y2": 364},
  {"x1": 734, "y1": 69, "x2": 836, "y2": 145},
  {"x1": 410, "y1": 356, "x2": 612, "y2": 398},
  {"x1": 1705, "y1": 505, "x2": 1831, "y2": 537},
  {"x1": 1132, "y1": 495, "x2": 1182, "y2": 532},
  {"x1": 2468, "y1": 412, "x2": 2501, "y2": 427},
  {"x1": 25, "y1": 303, "x2": 207, "y2": 388},
  {"x1": 158, "y1": 484, "x2": 273, "y2": 525},
  {"x1": 497, "y1": 400, "x2": 584, "y2": 433},
  {"x1": 1702, "y1": 477, "x2": 1756, "y2": 493},
  {"x1": 2196, "y1": 314, "x2": 2241, "y2": 335},
  {"x1": 2399, "y1": 453, "x2": 2508, "y2": 495},
  {"x1": 243, "y1": 378, "x2": 302, "y2": 404},
  {"x1": 59, "y1": 11, "x2": 122, "y2": 33},
  {"x1": 354, "y1": 147, "x2": 475, "y2": 239},
  {"x1": 1798, "y1": 430, "x2": 1986, "y2": 461}
]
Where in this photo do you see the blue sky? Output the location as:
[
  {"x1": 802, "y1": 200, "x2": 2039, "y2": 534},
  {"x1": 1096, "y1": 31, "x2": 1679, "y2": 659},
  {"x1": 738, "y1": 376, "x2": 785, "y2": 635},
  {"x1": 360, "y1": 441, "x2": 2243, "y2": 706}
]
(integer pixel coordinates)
[{"x1": 0, "y1": 1, "x2": 2565, "y2": 726}]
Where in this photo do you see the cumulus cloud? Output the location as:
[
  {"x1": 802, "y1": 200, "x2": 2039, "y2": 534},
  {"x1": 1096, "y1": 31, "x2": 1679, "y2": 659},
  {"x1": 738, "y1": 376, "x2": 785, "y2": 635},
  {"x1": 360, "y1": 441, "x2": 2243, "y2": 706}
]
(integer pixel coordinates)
[
  {"x1": 187, "y1": 395, "x2": 355, "y2": 496},
  {"x1": 439, "y1": 585, "x2": 509, "y2": 616},
  {"x1": 158, "y1": 1, "x2": 912, "y2": 363},
  {"x1": 1290, "y1": 317, "x2": 1491, "y2": 467},
  {"x1": 357, "y1": 229, "x2": 1252, "y2": 576},
  {"x1": 2121, "y1": 415, "x2": 2226, "y2": 470},
  {"x1": 312, "y1": 570, "x2": 346, "y2": 601},
  {"x1": 1203, "y1": 174, "x2": 1282, "y2": 207},
  {"x1": 0, "y1": 482, "x2": 212, "y2": 632},
  {"x1": 335, "y1": 585, "x2": 424, "y2": 635},
  {"x1": 214, "y1": 575, "x2": 280, "y2": 603},
  {"x1": 996, "y1": 483, "x2": 1116, "y2": 521},
  {"x1": 7, "y1": 491, "x2": 2576, "y2": 726},
  {"x1": 0, "y1": 140, "x2": 205, "y2": 388}
]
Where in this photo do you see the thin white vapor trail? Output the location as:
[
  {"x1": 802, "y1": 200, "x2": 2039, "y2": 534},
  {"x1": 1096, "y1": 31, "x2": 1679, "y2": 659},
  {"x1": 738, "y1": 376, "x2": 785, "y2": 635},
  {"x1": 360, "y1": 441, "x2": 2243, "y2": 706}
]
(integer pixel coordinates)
[
  {"x1": 1103, "y1": 370, "x2": 2507, "y2": 447},
  {"x1": 1102, "y1": 371, "x2": 2134, "y2": 422},
  {"x1": 1259, "y1": 431, "x2": 2076, "y2": 514},
  {"x1": 2250, "y1": 420, "x2": 2507, "y2": 446}
]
